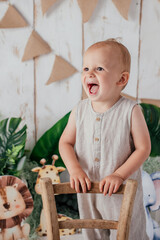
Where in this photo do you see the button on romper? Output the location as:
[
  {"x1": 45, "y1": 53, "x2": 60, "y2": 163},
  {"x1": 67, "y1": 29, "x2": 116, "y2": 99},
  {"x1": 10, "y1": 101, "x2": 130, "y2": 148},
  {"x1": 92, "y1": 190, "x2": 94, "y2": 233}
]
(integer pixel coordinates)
[{"x1": 75, "y1": 97, "x2": 149, "y2": 240}]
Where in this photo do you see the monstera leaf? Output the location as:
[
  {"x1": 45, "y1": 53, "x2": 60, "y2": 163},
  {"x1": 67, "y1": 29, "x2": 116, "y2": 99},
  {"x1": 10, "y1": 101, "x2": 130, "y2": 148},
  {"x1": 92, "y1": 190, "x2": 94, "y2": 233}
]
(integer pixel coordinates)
[
  {"x1": 0, "y1": 118, "x2": 27, "y2": 175},
  {"x1": 30, "y1": 112, "x2": 70, "y2": 167},
  {"x1": 140, "y1": 103, "x2": 160, "y2": 157}
]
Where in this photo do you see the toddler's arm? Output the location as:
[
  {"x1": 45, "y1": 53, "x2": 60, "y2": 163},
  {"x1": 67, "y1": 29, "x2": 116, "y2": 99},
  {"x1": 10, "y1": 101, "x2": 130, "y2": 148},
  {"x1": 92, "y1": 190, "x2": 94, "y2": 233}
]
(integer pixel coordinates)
[
  {"x1": 59, "y1": 109, "x2": 91, "y2": 193},
  {"x1": 99, "y1": 105, "x2": 151, "y2": 196}
]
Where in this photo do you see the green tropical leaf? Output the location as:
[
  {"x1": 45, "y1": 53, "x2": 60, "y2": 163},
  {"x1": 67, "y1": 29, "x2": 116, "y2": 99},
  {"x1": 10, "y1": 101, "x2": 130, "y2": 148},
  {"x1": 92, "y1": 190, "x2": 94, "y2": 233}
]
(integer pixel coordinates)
[
  {"x1": 6, "y1": 145, "x2": 24, "y2": 165},
  {"x1": 30, "y1": 112, "x2": 70, "y2": 167},
  {"x1": 140, "y1": 103, "x2": 160, "y2": 157},
  {"x1": 8, "y1": 118, "x2": 22, "y2": 134},
  {"x1": 0, "y1": 118, "x2": 27, "y2": 175}
]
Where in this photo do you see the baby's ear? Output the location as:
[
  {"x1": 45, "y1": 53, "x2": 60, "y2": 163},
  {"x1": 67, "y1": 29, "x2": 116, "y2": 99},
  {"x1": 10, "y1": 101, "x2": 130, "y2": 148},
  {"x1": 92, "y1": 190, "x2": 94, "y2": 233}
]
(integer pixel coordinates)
[{"x1": 117, "y1": 72, "x2": 129, "y2": 87}]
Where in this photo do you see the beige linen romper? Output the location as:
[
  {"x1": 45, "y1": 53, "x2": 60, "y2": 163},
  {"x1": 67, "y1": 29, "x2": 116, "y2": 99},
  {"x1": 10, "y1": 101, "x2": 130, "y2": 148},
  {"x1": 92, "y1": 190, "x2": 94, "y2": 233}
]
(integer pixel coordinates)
[{"x1": 75, "y1": 97, "x2": 149, "y2": 240}]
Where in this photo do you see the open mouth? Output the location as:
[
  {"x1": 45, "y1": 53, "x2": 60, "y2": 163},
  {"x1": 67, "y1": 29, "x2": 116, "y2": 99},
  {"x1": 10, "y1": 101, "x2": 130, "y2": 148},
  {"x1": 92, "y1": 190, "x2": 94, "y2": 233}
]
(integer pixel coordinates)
[{"x1": 88, "y1": 83, "x2": 99, "y2": 95}]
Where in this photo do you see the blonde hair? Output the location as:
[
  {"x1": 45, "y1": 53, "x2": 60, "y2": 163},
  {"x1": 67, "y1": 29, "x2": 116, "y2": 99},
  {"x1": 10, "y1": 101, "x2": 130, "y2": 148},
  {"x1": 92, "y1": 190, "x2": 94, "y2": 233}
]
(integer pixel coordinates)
[{"x1": 88, "y1": 38, "x2": 131, "y2": 73}]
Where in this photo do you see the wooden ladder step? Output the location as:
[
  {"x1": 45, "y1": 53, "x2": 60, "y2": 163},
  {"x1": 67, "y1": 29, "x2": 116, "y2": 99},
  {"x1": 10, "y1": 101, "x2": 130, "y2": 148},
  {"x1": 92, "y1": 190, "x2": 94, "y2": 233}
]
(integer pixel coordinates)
[{"x1": 59, "y1": 219, "x2": 118, "y2": 230}]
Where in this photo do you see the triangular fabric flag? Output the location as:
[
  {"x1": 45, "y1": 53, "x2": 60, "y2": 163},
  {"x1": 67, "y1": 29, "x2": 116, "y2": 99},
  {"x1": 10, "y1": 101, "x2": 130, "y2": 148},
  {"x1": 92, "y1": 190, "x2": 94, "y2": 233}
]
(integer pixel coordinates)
[
  {"x1": 0, "y1": 4, "x2": 28, "y2": 28},
  {"x1": 46, "y1": 55, "x2": 77, "y2": 85},
  {"x1": 41, "y1": 0, "x2": 57, "y2": 15},
  {"x1": 112, "y1": 0, "x2": 132, "y2": 20},
  {"x1": 22, "y1": 30, "x2": 52, "y2": 61},
  {"x1": 77, "y1": 0, "x2": 98, "y2": 23}
]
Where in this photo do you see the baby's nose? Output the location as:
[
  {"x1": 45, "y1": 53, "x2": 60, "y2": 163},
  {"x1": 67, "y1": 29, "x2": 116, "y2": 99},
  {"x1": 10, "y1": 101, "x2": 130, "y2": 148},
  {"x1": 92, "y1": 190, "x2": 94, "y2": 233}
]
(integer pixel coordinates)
[{"x1": 88, "y1": 71, "x2": 95, "y2": 78}]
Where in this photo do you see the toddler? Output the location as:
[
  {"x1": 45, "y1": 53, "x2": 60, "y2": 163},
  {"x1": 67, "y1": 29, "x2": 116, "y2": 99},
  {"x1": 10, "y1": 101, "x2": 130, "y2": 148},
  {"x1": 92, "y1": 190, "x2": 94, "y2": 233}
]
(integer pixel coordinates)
[{"x1": 59, "y1": 39, "x2": 151, "y2": 240}]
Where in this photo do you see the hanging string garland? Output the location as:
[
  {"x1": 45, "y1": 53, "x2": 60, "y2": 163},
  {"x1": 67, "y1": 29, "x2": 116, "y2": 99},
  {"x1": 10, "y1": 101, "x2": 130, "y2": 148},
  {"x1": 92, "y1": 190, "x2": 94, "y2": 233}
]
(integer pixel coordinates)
[{"x1": 0, "y1": 0, "x2": 137, "y2": 86}]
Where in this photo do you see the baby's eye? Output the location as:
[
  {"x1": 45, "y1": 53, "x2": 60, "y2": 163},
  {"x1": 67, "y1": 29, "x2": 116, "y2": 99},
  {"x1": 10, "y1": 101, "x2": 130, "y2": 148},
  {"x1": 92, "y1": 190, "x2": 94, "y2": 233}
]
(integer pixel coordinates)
[
  {"x1": 83, "y1": 67, "x2": 89, "y2": 72},
  {"x1": 97, "y1": 67, "x2": 104, "y2": 71}
]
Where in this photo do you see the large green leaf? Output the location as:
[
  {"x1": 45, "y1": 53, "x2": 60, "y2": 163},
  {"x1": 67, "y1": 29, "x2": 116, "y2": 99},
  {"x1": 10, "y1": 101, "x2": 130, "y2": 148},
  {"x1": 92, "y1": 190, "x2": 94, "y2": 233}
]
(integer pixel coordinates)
[
  {"x1": 30, "y1": 112, "x2": 70, "y2": 167},
  {"x1": 140, "y1": 103, "x2": 160, "y2": 157},
  {"x1": 0, "y1": 118, "x2": 27, "y2": 175}
]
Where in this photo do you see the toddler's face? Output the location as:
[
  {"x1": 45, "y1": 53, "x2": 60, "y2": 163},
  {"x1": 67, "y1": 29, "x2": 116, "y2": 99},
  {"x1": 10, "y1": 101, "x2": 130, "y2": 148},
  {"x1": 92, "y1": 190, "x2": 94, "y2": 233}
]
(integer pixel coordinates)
[{"x1": 82, "y1": 46, "x2": 123, "y2": 102}]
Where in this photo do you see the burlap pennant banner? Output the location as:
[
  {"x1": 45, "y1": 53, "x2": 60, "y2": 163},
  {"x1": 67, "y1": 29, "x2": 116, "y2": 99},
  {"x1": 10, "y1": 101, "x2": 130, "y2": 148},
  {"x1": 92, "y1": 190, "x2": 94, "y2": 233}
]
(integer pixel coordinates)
[
  {"x1": 22, "y1": 30, "x2": 52, "y2": 61},
  {"x1": 77, "y1": 0, "x2": 98, "y2": 23},
  {"x1": 46, "y1": 55, "x2": 77, "y2": 85},
  {"x1": 0, "y1": 4, "x2": 28, "y2": 28},
  {"x1": 112, "y1": 0, "x2": 132, "y2": 20},
  {"x1": 41, "y1": 0, "x2": 57, "y2": 15}
]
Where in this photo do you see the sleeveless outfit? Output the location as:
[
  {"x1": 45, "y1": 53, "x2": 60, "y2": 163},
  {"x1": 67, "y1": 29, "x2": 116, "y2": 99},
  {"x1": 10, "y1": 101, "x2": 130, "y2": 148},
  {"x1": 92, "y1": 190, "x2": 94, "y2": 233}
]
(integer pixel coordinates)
[{"x1": 75, "y1": 97, "x2": 149, "y2": 240}]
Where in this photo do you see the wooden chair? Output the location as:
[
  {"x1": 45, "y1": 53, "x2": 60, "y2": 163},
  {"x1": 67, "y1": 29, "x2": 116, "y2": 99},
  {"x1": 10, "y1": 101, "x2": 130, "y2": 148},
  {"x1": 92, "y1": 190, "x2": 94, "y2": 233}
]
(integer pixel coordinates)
[{"x1": 41, "y1": 178, "x2": 137, "y2": 240}]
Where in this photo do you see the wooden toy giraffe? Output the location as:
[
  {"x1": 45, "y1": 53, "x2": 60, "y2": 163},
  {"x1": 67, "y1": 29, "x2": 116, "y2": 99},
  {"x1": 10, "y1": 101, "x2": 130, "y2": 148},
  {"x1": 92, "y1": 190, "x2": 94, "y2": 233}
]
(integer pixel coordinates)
[
  {"x1": 32, "y1": 155, "x2": 65, "y2": 195},
  {"x1": 32, "y1": 155, "x2": 76, "y2": 237}
]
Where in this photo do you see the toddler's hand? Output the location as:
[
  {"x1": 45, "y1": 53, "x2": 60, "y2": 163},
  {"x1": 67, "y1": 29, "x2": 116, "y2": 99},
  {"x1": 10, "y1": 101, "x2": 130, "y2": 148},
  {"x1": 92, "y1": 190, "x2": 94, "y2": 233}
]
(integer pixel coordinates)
[
  {"x1": 70, "y1": 168, "x2": 91, "y2": 193},
  {"x1": 99, "y1": 173, "x2": 124, "y2": 196}
]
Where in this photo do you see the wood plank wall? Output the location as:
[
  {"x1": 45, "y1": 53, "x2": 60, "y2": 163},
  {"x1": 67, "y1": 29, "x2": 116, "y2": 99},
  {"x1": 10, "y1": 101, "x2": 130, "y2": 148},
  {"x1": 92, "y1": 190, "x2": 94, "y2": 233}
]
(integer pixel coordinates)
[{"x1": 0, "y1": 0, "x2": 160, "y2": 149}]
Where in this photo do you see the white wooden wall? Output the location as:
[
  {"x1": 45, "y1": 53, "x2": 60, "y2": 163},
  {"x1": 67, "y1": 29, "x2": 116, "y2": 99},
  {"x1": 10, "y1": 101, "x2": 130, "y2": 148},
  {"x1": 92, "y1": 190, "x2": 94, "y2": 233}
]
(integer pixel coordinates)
[{"x1": 0, "y1": 0, "x2": 160, "y2": 150}]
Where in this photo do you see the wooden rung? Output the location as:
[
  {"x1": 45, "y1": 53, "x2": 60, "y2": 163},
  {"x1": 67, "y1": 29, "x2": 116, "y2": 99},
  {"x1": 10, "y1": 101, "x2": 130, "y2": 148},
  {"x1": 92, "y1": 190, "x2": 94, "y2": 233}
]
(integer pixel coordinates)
[
  {"x1": 59, "y1": 219, "x2": 118, "y2": 230},
  {"x1": 53, "y1": 182, "x2": 125, "y2": 194}
]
